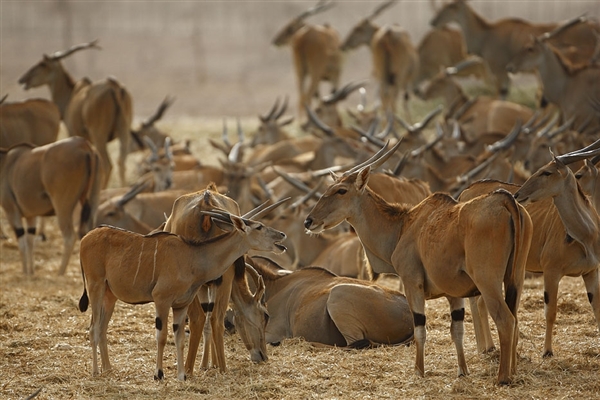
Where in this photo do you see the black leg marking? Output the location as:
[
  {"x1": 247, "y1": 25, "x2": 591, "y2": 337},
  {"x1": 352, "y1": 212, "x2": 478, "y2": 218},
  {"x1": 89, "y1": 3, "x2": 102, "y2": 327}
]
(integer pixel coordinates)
[
  {"x1": 588, "y1": 292, "x2": 593, "y2": 304},
  {"x1": 154, "y1": 369, "x2": 164, "y2": 380},
  {"x1": 451, "y1": 308, "x2": 465, "y2": 321},
  {"x1": 27, "y1": 227, "x2": 36, "y2": 235},
  {"x1": 349, "y1": 339, "x2": 371, "y2": 349},
  {"x1": 155, "y1": 317, "x2": 163, "y2": 331},
  {"x1": 201, "y1": 303, "x2": 214, "y2": 313},
  {"x1": 173, "y1": 324, "x2": 179, "y2": 333},
  {"x1": 413, "y1": 312, "x2": 426, "y2": 327},
  {"x1": 505, "y1": 284, "x2": 518, "y2": 313},
  {"x1": 14, "y1": 227, "x2": 25, "y2": 238},
  {"x1": 544, "y1": 291, "x2": 549, "y2": 305}
]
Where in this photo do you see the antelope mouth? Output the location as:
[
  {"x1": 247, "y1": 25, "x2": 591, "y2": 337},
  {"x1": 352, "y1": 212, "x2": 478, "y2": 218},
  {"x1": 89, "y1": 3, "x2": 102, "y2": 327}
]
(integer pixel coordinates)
[
  {"x1": 305, "y1": 224, "x2": 324, "y2": 235},
  {"x1": 274, "y1": 242, "x2": 287, "y2": 253}
]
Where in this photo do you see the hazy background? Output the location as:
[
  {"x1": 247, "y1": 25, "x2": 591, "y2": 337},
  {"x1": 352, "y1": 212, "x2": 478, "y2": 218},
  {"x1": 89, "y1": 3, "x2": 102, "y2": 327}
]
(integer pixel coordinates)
[{"x1": 2, "y1": 0, "x2": 599, "y2": 120}]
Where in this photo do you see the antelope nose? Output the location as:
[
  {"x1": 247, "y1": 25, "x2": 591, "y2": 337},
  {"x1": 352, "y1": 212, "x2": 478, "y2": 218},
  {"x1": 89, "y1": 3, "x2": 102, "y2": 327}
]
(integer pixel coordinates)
[{"x1": 304, "y1": 217, "x2": 313, "y2": 230}]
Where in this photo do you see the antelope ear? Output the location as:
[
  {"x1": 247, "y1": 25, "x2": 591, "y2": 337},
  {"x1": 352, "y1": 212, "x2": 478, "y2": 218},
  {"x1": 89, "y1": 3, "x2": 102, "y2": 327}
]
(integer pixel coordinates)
[
  {"x1": 355, "y1": 166, "x2": 371, "y2": 193},
  {"x1": 230, "y1": 215, "x2": 248, "y2": 232}
]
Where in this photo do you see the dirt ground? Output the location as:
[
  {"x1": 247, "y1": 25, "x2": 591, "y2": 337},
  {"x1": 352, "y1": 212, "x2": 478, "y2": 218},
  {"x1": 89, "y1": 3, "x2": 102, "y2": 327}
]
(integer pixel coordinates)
[{"x1": 1, "y1": 118, "x2": 599, "y2": 400}]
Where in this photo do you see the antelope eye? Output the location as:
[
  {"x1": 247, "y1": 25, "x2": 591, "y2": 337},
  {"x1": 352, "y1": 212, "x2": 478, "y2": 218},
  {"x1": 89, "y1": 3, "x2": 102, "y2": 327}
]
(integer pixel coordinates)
[
  {"x1": 336, "y1": 188, "x2": 347, "y2": 195},
  {"x1": 541, "y1": 171, "x2": 551, "y2": 176},
  {"x1": 256, "y1": 225, "x2": 263, "y2": 231}
]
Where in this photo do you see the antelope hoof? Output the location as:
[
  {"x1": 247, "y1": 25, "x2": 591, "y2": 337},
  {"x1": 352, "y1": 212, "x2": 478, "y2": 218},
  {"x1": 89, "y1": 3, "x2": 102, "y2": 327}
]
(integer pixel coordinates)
[
  {"x1": 543, "y1": 350, "x2": 554, "y2": 358},
  {"x1": 484, "y1": 346, "x2": 496, "y2": 354},
  {"x1": 154, "y1": 369, "x2": 164, "y2": 381}
]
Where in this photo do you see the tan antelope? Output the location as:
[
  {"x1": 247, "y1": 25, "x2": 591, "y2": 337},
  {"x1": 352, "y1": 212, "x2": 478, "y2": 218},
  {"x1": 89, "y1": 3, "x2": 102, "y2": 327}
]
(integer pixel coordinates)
[
  {"x1": 459, "y1": 141, "x2": 600, "y2": 358},
  {"x1": 78, "y1": 209, "x2": 286, "y2": 381},
  {"x1": 251, "y1": 97, "x2": 295, "y2": 146},
  {"x1": 507, "y1": 33, "x2": 600, "y2": 134},
  {"x1": 304, "y1": 141, "x2": 533, "y2": 384},
  {"x1": 414, "y1": 26, "x2": 488, "y2": 88},
  {"x1": 96, "y1": 186, "x2": 189, "y2": 234},
  {"x1": 341, "y1": 0, "x2": 419, "y2": 119},
  {"x1": 18, "y1": 40, "x2": 134, "y2": 187},
  {"x1": 430, "y1": 0, "x2": 599, "y2": 98},
  {"x1": 247, "y1": 256, "x2": 414, "y2": 348},
  {"x1": 0, "y1": 137, "x2": 103, "y2": 275},
  {"x1": 418, "y1": 58, "x2": 535, "y2": 143},
  {"x1": 0, "y1": 97, "x2": 60, "y2": 148},
  {"x1": 272, "y1": 0, "x2": 342, "y2": 117},
  {"x1": 163, "y1": 186, "x2": 287, "y2": 375}
]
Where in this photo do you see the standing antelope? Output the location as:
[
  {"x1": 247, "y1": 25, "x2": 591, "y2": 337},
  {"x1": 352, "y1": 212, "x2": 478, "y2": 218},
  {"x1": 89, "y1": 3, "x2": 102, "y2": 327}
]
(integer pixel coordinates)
[
  {"x1": 163, "y1": 186, "x2": 281, "y2": 375},
  {"x1": 0, "y1": 137, "x2": 103, "y2": 275},
  {"x1": 507, "y1": 34, "x2": 600, "y2": 134},
  {"x1": 430, "y1": 0, "x2": 599, "y2": 98},
  {"x1": 78, "y1": 210, "x2": 286, "y2": 381},
  {"x1": 18, "y1": 40, "x2": 134, "y2": 187},
  {"x1": 460, "y1": 142, "x2": 600, "y2": 358},
  {"x1": 272, "y1": 0, "x2": 342, "y2": 117},
  {"x1": 304, "y1": 142, "x2": 533, "y2": 385},
  {"x1": 0, "y1": 97, "x2": 60, "y2": 148},
  {"x1": 341, "y1": 0, "x2": 419, "y2": 119}
]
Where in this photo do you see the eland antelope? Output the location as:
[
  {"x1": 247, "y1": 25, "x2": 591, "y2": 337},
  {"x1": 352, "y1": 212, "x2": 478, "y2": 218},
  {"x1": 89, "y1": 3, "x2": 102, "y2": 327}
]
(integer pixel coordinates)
[
  {"x1": 78, "y1": 209, "x2": 286, "y2": 381},
  {"x1": 18, "y1": 40, "x2": 134, "y2": 187},
  {"x1": 304, "y1": 141, "x2": 533, "y2": 384},
  {"x1": 0, "y1": 137, "x2": 103, "y2": 275}
]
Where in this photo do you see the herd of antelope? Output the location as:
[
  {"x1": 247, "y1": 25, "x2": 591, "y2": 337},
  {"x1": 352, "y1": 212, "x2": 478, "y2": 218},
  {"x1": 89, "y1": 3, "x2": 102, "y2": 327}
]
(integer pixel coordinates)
[{"x1": 1, "y1": 0, "x2": 599, "y2": 387}]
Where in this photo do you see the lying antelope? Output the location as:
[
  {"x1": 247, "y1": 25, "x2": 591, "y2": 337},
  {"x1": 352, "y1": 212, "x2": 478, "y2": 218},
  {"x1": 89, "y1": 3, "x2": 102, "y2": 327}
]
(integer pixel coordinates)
[
  {"x1": 431, "y1": 0, "x2": 599, "y2": 98},
  {"x1": 304, "y1": 142, "x2": 533, "y2": 384},
  {"x1": 247, "y1": 256, "x2": 414, "y2": 348},
  {"x1": 418, "y1": 58, "x2": 535, "y2": 143},
  {"x1": 0, "y1": 137, "x2": 103, "y2": 275},
  {"x1": 341, "y1": 0, "x2": 419, "y2": 119},
  {"x1": 460, "y1": 141, "x2": 600, "y2": 358},
  {"x1": 414, "y1": 26, "x2": 488, "y2": 88},
  {"x1": 78, "y1": 210, "x2": 286, "y2": 381},
  {"x1": 18, "y1": 40, "x2": 134, "y2": 187},
  {"x1": 272, "y1": 0, "x2": 342, "y2": 117}
]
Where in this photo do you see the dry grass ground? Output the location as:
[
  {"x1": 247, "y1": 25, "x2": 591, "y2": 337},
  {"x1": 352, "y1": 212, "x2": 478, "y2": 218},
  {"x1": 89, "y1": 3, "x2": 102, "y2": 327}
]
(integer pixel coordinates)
[{"x1": 1, "y1": 116, "x2": 599, "y2": 399}]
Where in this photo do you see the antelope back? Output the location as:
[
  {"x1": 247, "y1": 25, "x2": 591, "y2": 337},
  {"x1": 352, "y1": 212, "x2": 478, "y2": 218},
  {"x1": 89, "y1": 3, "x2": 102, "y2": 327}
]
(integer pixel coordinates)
[{"x1": 165, "y1": 184, "x2": 240, "y2": 241}]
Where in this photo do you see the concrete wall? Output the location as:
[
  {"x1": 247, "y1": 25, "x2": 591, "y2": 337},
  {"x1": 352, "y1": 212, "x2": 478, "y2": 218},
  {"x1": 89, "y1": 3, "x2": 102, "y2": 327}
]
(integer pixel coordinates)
[{"x1": 2, "y1": 1, "x2": 598, "y2": 118}]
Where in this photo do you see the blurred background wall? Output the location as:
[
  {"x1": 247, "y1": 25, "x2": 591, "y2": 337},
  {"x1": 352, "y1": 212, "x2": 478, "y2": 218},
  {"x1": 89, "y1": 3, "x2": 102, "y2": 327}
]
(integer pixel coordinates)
[{"x1": 2, "y1": 1, "x2": 598, "y2": 118}]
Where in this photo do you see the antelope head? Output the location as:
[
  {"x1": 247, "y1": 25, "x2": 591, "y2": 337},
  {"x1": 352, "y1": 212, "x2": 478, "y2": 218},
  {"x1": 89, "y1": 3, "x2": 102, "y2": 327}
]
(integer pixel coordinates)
[
  {"x1": 272, "y1": 0, "x2": 335, "y2": 46},
  {"x1": 514, "y1": 139, "x2": 600, "y2": 205},
  {"x1": 206, "y1": 210, "x2": 288, "y2": 254},
  {"x1": 18, "y1": 40, "x2": 100, "y2": 90},
  {"x1": 430, "y1": 0, "x2": 469, "y2": 29},
  {"x1": 235, "y1": 263, "x2": 270, "y2": 363},
  {"x1": 304, "y1": 141, "x2": 401, "y2": 233},
  {"x1": 341, "y1": 0, "x2": 398, "y2": 51}
]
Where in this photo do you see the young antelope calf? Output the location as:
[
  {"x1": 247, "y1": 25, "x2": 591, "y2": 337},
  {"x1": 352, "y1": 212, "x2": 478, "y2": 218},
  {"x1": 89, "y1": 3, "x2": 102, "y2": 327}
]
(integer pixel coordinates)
[{"x1": 78, "y1": 213, "x2": 286, "y2": 381}]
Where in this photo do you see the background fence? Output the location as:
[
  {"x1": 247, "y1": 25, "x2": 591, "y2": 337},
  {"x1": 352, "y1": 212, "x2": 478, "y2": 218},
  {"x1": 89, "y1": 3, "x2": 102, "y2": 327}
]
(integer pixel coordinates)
[{"x1": 2, "y1": 1, "x2": 598, "y2": 118}]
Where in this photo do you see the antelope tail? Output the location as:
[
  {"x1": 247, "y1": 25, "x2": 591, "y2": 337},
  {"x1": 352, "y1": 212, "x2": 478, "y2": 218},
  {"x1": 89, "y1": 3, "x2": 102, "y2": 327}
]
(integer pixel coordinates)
[
  {"x1": 497, "y1": 189, "x2": 529, "y2": 316},
  {"x1": 79, "y1": 260, "x2": 89, "y2": 313},
  {"x1": 78, "y1": 144, "x2": 103, "y2": 238}
]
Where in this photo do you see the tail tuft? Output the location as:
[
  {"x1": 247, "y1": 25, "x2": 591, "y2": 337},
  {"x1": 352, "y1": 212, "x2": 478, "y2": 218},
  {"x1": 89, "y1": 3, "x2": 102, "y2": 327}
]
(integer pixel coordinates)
[{"x1": 79, "y1": 288, "x2": 89, "y2": 312}]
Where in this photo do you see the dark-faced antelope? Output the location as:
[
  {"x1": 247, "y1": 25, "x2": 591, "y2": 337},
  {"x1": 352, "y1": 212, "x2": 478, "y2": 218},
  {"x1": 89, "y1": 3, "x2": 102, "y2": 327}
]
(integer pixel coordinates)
[
  {"x1": 0, "y1": 137, "x2": 103, "y2": 275},
  {"x1": 272, "y1": 0, "x2": 342, "y2": 117},
  {"x1": 304, "y1": 142, "x2": 533, "y2": 384},
  {"x1": 431, "y1": 0, "x2": 599, "y2": 98},
  {"x1": 507, "y1": 33, "x2": 600, "y2": 134},
  {"x1": 78, "y1": 210, "x2": 286, "y2": 381},
  {"x1": 247, "y1": 256, "x2": 414, "y2": 348},
  {"x1": 18, "y1": 40, "x2": 134, "y2": 187},
  {"x1": 341, "y1": 0, "x2": 419, "y2": 119}
]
